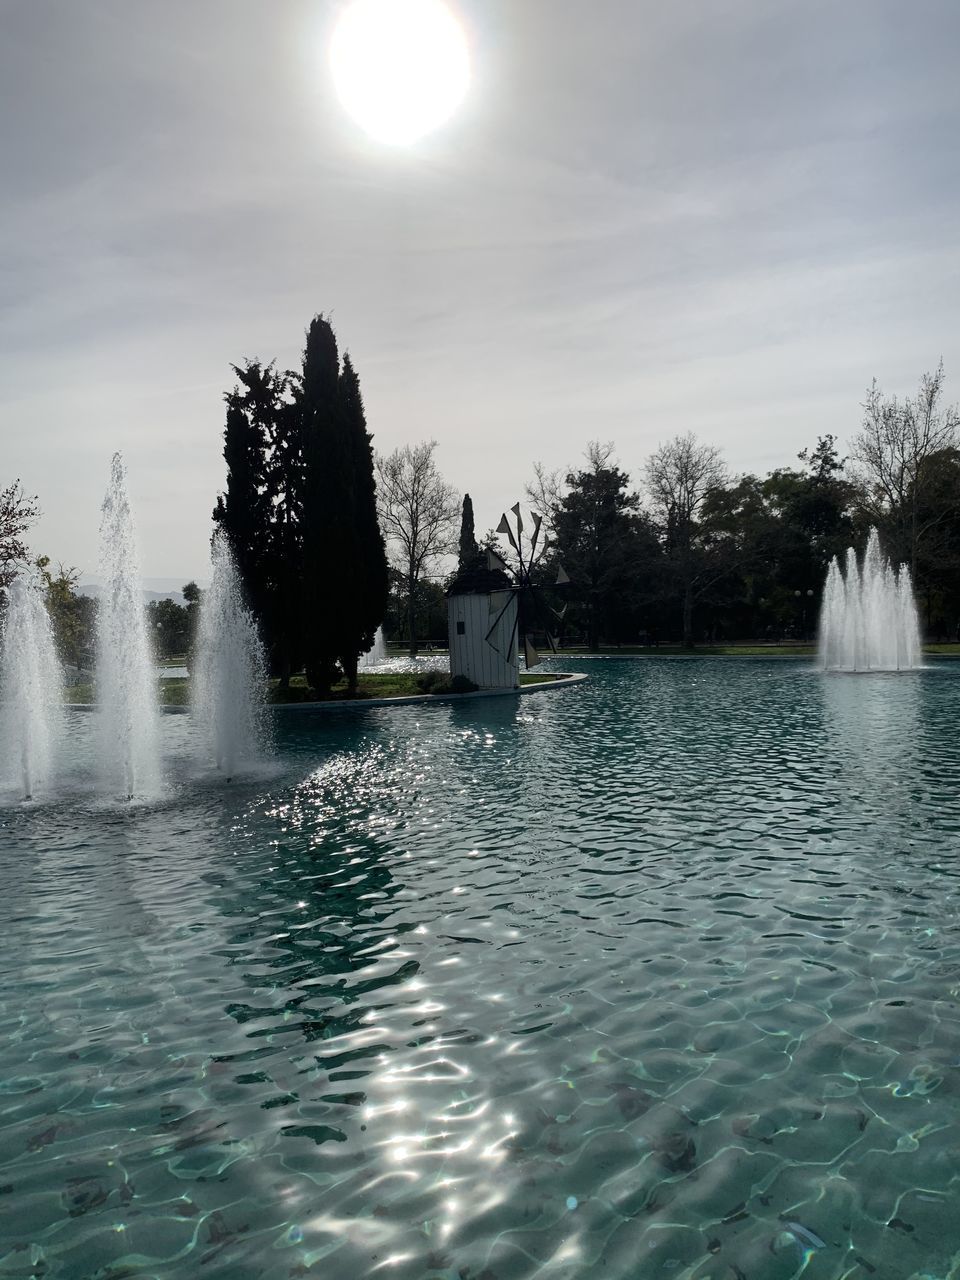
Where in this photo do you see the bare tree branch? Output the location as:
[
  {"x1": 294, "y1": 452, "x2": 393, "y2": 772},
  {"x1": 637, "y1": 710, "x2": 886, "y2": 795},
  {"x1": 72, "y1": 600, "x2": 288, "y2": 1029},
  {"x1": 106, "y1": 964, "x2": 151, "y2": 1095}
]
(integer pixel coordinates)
[
  {"x1": 524, "y1": 462, "x2": 562, "y2": 539},
  {"x1": 643, "y1": 432, "x2": 727, "y2": 533},
  {"x1": 375, "y1": 442, "x2": 459, "y2": 655},
  {"x1": 850, "y1": 363, "x2": 960, "y2": 572},
  {"x1": 642, "y1": 433, "x2": 729, "y2": 645}
]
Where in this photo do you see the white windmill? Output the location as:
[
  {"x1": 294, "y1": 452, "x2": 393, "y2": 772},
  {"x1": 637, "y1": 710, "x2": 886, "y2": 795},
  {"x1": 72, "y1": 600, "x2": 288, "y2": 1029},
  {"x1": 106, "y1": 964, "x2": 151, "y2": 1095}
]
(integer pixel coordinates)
[{"x1": 447, "y1": 504, "x2": 569, "y2": 688}]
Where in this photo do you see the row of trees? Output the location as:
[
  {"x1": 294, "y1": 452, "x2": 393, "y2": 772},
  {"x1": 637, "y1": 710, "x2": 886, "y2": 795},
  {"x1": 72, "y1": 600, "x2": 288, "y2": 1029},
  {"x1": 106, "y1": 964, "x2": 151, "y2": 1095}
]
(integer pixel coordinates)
[
  {"x1": 0, "y1": 558, "x2": 199, "y2": 674},
  {"x1": 3, "y1": 355, "x2": 958, "y2": 665},
  {"x1": 520, "y1": 366, "x2": 960, "y2": 647},
  {"x1": 2, "y1": 477, "x2": 208, "y2": 669}
]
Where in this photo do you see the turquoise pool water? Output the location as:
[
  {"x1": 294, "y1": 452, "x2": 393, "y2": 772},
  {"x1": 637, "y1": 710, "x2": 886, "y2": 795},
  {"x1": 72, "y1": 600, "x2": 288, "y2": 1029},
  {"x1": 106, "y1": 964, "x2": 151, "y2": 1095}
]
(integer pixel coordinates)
[{"x1": 2, "y1": 658, "x2": 960, "y2": 1279}]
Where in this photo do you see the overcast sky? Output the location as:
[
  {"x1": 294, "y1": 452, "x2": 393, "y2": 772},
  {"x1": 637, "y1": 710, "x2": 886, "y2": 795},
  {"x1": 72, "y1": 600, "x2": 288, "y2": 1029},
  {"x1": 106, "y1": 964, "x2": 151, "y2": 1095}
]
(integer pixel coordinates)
[{"x1": 3, "y1": 0, "x2": 959, "y2": 583}]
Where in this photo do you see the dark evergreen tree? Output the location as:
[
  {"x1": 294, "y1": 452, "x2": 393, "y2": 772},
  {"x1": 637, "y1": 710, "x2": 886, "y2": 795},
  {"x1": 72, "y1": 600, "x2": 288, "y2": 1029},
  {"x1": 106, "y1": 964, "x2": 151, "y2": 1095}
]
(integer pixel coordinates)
[
  {"x1": 299, "y1": 318, "x2": 345, "y2": 693},
  {"x1": 180, "y1": 580, "x2": 203, "y2": 667},
  {"x1": 299, "y1": 317, "x2": 387, "y2": 693},
  {"x1": 553, "y1": 445, "x2": 658, "y2": 649},
  {"x1": 213, "y1": 361, "x2": 302, "y2": 681},
  {"x1": 265, "y1": 388, "x2": 306, "y2": 685},
  {"x1": 212, "y1": 318, "x2": 394, "y2": 691},
  {"x1": 214, "y1": 364, "x2": 271, "y2": 606},
  {"x1": 146, "y1": 597, "x2": 190, "y2": 659},
  {"x1": 338, "y1": 352, "x2": 389, "y2": 689},
  {"x1": 907, "y1": 446, "x2": 960, "y2": 633},
  {"x1": 458, "y1": 493, "x2": 480, "y2": 571}
]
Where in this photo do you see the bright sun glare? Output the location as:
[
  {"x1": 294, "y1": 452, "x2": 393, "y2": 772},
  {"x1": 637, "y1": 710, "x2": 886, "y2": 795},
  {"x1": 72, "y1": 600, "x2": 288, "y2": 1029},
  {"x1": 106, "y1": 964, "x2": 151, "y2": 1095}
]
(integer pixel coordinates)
[{"x1": 330, "y1": 0, "x2": 470, "y2": 145}]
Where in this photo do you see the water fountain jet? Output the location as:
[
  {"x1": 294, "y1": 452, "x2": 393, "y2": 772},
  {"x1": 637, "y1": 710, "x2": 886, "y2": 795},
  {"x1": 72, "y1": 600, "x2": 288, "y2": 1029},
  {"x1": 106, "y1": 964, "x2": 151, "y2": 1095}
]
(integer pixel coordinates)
[
  {"x1": 97, "y1": 454, "x2": 162, "y2": 798},
  {"x1": 192, "y1": 530, "x2": 267, "y2": 776},
  {"x1": 818, "y1": 529, "x2": 922, "y2": 672},
  {"x1": 0, "y1": 575, "x2": 63, "y2": 799},
  {"x1": 358, "y1": 626, "x2": 386, "y2": 668}
]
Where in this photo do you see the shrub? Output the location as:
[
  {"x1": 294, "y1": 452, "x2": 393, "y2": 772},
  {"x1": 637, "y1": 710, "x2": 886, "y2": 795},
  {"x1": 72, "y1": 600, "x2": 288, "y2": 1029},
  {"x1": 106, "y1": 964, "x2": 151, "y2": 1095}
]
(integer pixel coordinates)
[
  {"x1": 414, "y1": 671, "x2": 479, "y2": 695},
  {"x1": 449, "y1": 674, "x2": 478, "y2": 694},
  {"x1": 415, "y1": 670, "x2": 447, "y2": 693}
]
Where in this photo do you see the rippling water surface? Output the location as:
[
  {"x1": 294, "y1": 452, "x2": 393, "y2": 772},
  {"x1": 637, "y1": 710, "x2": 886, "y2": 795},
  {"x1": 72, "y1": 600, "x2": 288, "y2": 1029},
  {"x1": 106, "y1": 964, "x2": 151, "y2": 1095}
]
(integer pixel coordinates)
[{"x1": 3, "y1": 658, "x2": 960, "y2": 1280}]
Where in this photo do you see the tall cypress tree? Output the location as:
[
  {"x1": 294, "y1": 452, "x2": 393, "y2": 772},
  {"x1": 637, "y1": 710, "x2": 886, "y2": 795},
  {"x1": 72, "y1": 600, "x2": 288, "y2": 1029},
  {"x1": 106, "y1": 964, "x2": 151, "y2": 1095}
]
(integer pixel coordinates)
[
  {"x1": 299, "y1": 318, "x2": 345, "y2": 693},
  {"x1": 339, "y1": 353, "x2": 389, "y2": 690},
  {"x1": 266, "y1": 387, "x2": 306, "y2": 684},
  {"x1": 299, "y1": 317, "x2": 386, "y2": 693},
  {"x1": 458, "y1": 493, "x2": 480, "y2": 572}
]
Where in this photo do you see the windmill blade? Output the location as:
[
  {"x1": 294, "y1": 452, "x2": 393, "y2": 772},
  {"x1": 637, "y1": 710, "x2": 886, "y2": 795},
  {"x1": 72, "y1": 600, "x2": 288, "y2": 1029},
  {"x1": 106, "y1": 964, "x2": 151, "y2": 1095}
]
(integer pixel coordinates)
[
  {"x1": 511, "y1": 502, "x2": 524, "y2": 534},
  {"x1": 496, "y1": 513, "x2": 519, "y2": 553},
  {"x1": 530, "y1": 512, "x2": 543, "y2": 554},
  {"x1": 485, "y1": 591, "x2": 518, "y2": 655},
  {"x1": 487, "y1": 547, "x2": 509, "y2": 573},
  {"x1": 524, "y1": 637, "x2": 540, "y2": 669},
  {"x1": 550, "y1": 603, "x2": 568, "y2": 620},
  {"x1": 504, "y1": 607, "x2": 519, "y2": 663},
  {"x1": 520, "y1": 580, "x2": 563, "y2": 662},
  {"x1": 555, "y1": 564, "x2": 571, "y2": 586}
]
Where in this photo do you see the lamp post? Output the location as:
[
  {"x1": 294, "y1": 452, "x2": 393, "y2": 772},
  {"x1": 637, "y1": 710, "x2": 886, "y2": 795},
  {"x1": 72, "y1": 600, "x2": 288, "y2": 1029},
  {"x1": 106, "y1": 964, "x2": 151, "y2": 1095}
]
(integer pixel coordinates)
[{"x1": 794, "y1": 589, "x2": 815, "y2": 639}]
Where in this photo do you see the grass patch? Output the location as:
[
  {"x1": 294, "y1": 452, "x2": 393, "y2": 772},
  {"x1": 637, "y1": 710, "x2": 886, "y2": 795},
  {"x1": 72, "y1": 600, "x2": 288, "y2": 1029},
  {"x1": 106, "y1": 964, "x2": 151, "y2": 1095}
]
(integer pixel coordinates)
[
  {"x1": 63, "y1": 670, "x2": 567, "y2": 707},
  {"x1": 270, "y1": 671, "x2": 562, "y2": 702},
  {"x1": 271, "y1": 673, "x2": 424, "y2": 703},
  {"x1": 570, "y1": 643, "x2": 960, "y2": 657},
  {"x1": 159, "y1": 678, "x2": 190, "y2": 704},
  {"x1": 64, "y1": 683, "x2": 95, "y2": 704},
  {"x1": 560, "y1": 645, "x2": 818, "y2": 657}
]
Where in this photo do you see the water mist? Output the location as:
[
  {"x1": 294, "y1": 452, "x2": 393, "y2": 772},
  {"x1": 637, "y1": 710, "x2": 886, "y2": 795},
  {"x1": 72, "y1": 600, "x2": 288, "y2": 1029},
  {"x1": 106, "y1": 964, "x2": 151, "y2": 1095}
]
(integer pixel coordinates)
[
  {"x1": 0, "y1": 575, "x2": 63, "y2": 799},
  {"x1": 192, "y1": 531, "x2": 267, "y2": 777},
  {"x1": 358, "y1": 626, "x2": 386, "y2": 668}
]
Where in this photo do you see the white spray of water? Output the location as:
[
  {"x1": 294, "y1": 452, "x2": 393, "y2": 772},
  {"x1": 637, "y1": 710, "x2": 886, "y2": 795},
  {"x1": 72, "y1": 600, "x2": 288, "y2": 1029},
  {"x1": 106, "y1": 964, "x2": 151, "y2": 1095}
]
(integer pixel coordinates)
[
  {"x1": 818, "y1": 528, "x2": 922, "y2": 671},
  {"x1": 97, "y1": 453, "x2": 162, "y2": 798},
  {"x1": 0, "y1": 575, "x2": 64, "y2": 799},
  {"x1": 358, "y1": 626, "x2": 386, "y2": 668},
  {"x1": 192, "y1": 530, "x2": 267, "y2": 776}
]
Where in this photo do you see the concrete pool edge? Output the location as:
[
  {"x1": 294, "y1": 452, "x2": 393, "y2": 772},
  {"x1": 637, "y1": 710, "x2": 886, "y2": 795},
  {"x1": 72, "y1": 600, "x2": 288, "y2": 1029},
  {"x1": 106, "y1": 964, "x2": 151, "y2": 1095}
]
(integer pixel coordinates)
[
  {"x1": 62, "y1": 672, "x2": 588, "y2": 715},
  {"x1": 261, "y1": 671, "x2": 588, "y2": 712}
]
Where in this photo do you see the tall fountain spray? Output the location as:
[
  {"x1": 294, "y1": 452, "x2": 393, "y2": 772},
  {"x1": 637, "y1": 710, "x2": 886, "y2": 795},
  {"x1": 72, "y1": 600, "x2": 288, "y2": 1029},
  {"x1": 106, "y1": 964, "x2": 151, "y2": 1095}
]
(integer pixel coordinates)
[
  {"x1": 818, "y1": 528, "x2": 922, "y2": 672},
  {"x1": 97, "y1": 454, "x2": 162, "y2": 798},
  {"x1": 192, "y1": 530, "x2": 267, "y2": 776},
  {"x1": 0, "y1": 576, "x2": 64, "y2": 799},
  {"x1": 358, "y1": 626, "x2": 387, "y2": 669}
]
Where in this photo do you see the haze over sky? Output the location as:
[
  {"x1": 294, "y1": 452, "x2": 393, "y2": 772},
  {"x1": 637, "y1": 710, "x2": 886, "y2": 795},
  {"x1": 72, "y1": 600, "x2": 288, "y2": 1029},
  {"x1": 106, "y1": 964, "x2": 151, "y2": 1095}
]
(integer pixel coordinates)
[{"x1": 3, "y1": 0, "x2": 960, "y2": 583}]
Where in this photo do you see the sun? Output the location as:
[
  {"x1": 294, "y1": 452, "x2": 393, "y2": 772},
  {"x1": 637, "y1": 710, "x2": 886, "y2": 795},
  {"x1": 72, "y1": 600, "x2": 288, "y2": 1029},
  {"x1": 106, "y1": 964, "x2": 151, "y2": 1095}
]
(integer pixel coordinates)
[{"x1": 330, "y1": 0, "x2": 470, "y2": 146}]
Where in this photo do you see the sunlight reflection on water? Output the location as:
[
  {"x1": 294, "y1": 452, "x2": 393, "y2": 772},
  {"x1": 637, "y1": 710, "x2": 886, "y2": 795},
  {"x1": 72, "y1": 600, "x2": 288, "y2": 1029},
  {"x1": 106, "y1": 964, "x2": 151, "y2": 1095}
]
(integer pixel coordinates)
[{"x1": 2, "y1": 659, "x2": 960, "y2": 1277}]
